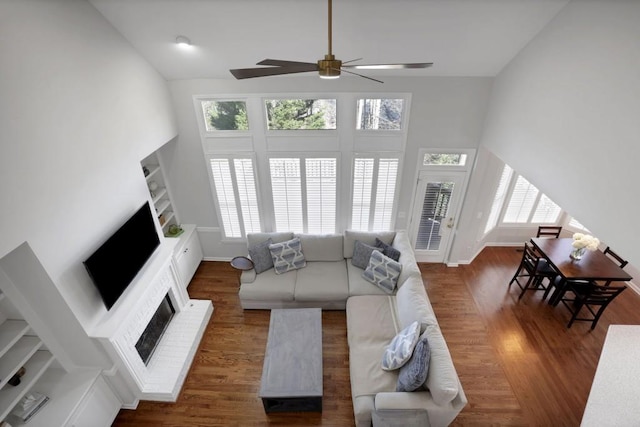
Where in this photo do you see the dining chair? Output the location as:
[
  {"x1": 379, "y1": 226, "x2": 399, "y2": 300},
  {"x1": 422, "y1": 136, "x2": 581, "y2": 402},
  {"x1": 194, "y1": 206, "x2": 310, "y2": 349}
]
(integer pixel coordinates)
[
  {"x1": 603, "y1": 246, "x2": 628, "y2": 268},
  {"x1": 536, "y1": 226, "x2": 562, "y2": 238},
  {"x1": 509, "y1": 243, "x2": 558, "y2": 300},
  {"x1": 558, "y1": 281, "x2": 627, "y2": 330}
]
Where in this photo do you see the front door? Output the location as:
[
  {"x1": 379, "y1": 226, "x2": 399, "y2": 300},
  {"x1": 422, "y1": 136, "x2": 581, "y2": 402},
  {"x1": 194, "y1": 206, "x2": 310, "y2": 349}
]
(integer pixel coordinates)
[{"x1": 409, "y1": 171, "x2": 465, "y2": 263}]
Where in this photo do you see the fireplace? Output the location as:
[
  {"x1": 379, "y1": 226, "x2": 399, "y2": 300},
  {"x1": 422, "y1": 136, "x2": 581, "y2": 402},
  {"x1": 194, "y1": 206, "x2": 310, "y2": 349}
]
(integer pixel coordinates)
[{"x1": 135, "y1": 294, "x2": 175, "y2": 365}]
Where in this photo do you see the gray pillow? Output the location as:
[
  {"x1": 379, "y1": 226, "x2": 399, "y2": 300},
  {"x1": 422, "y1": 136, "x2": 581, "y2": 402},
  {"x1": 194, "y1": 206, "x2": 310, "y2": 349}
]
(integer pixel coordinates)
[
  {"x1": 248, "y1": 238, "x2": 273, "y2": 274},
  {"x1": 352, "y1": 240, "x2": 377, "y2": 269},
  {"x1": 396, "y1": 334, "x2": 431, "y2": 392},
  {"x1": 376, "y1": 238, "x2": 401, "y2": 262}
]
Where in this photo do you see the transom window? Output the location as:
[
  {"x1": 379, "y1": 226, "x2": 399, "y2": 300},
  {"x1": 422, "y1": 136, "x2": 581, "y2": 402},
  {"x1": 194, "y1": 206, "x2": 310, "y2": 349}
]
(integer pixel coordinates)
[
  {"x1": 423, "y1": 153, "x2": 467, "y2": 166},
  {"x1": 264, "y1": 99, "x2": 336, "y2": 130},
  {"x1": 356, "y1": 98, "x2": 404, "y2": 130},
  {"x1": 201, "y1": 100, "x2": 249, "y2": 131}
]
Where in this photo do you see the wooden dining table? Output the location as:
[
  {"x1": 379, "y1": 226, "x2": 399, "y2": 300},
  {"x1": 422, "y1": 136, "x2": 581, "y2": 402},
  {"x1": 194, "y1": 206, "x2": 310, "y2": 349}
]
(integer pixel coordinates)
[{"x1": 530, "y1": 238, "x2": 632, "y2": 304}]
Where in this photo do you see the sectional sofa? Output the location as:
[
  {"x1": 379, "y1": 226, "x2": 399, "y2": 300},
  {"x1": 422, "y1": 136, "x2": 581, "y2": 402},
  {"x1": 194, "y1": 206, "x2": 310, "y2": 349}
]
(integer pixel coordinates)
[{"x1": 239, "y1": 230, "x2": 467, "y2": 426}]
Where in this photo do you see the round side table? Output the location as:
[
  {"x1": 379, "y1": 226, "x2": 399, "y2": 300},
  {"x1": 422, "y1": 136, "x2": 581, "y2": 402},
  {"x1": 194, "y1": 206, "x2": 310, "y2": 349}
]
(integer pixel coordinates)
[{"x1": 230, "y1": 256, "x2": 254, "y2": 271}]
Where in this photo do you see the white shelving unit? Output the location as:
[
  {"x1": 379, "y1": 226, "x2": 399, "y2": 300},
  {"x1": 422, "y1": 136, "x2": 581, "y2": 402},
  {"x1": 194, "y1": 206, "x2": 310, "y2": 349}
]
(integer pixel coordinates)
[
  {"x1": 0, "y1": 291, "x2": 114, "y2": 426},
  {"x1": 141, "y1": 152, "x2": 178, "y2": 234}
]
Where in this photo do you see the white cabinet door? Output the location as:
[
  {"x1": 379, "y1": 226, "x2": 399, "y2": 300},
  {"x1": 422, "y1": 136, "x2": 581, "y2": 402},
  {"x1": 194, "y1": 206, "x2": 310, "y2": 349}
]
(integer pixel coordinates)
[
  {"x1": 66, "y1": 376, "x2": 120, "y2": 427},
  {"x1": 173, "y1": 225, "x2": 203, "y2": 288}
]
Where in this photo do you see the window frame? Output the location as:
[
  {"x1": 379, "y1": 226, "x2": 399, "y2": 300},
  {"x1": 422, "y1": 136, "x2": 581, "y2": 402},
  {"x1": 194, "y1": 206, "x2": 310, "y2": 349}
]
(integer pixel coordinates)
[
  {"x1": 266, "y1": 152, "x2": 341, "y2": 234},
  {"x1": 204, "y1": 153, "x2": 263, "y2": 241},
  {"x1": 262, "y1": 97, "x2": 338, "y2": 134},
  {"x1": 195, "y1": 96, "x2": 253, "y2": 137}
]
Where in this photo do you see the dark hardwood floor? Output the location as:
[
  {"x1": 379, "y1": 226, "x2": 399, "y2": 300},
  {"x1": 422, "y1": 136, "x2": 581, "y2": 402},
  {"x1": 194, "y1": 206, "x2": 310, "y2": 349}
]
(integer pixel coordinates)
[{"x1": 113, "y1": 246, "x2": 640, "y2": 426}]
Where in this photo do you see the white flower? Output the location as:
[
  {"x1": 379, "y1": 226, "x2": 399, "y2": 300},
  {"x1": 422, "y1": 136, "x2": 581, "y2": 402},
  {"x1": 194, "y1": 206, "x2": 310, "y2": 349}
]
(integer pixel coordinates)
[{"x1": 572, "y1": 233, "x2": 599, "y2": 251}]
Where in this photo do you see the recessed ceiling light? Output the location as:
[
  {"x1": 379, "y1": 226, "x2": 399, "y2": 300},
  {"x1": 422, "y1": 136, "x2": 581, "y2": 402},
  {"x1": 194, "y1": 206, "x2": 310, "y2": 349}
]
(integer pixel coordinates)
[{"x1": 175, "y1": 35, "x2": 192, "y2": 47}]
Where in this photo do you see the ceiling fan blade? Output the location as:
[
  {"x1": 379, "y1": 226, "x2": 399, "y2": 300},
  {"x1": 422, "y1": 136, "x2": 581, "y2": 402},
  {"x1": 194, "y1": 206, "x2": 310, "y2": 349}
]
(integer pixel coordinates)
[
  {"x1": 257, "y1": 59, "x2": 317, "y2": 67},
  {"x1": 343, "y1": 63, "x2": 433, "y2": 70},
  {"x1": 338, "y1": 67, "x2": 384, "y2": 84},
  {"x1": 230, "y1": 64, "x2": 319, "y2": 80}
]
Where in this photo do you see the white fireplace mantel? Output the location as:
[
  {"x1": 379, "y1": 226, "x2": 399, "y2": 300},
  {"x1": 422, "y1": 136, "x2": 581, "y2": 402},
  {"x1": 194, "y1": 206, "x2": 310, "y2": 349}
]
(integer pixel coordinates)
[{"x1": 88, "y1": 243, "x2": 213, "y2": 405}]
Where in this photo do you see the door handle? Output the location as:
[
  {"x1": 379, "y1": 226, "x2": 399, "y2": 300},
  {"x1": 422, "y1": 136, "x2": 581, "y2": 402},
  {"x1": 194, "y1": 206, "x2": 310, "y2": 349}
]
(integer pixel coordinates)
[{"x1": 446, "y1": 217, "x2": 454, "y2": 228}]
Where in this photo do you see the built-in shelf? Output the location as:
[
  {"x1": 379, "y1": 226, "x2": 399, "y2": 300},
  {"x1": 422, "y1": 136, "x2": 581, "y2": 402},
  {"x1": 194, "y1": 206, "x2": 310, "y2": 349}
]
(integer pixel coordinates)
[
  {"x1": 0, "y1": 336, "x2": 43, "y2": 389},
  {"x1": 0, "y1": 320, "x2": 30, "y2": 358},
  {"x1": 142, "y1": 152, "x2": 178, "y2": 232}
]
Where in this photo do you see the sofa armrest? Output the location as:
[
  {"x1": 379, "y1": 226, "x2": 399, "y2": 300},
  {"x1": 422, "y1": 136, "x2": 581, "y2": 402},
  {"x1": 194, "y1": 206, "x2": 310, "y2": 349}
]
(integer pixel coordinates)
[
  {"x1": 375, "y1": 391, "x2": 466, "y2": 427},
  {"x1": 240, "y1": 269, "x2": 256, "y2": 284}
]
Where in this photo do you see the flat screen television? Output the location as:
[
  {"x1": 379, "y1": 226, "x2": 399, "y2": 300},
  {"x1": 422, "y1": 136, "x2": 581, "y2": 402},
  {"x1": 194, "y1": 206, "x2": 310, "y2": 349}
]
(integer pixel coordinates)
[{"x1": 84, "y1": 202, "x2": 160, "y2": 310}]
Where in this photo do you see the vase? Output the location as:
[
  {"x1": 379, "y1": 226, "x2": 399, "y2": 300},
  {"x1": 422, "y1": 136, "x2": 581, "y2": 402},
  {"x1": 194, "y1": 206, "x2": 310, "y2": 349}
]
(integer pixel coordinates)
[{"x1": 570, "y1": 247, "x2": 586, "y2": 260}]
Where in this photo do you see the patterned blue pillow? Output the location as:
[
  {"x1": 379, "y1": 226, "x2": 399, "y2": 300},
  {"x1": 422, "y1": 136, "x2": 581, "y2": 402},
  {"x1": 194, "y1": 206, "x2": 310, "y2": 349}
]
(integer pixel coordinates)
[
  {"x1": 362, "y1": 250, "x2": 402, "y2": 294},
  {"x1": 269, "y1": 237, "x2": 306, "y2": 274},
  {"x1": 381, "y1": 321, "x2": 421, "y2": 371}
]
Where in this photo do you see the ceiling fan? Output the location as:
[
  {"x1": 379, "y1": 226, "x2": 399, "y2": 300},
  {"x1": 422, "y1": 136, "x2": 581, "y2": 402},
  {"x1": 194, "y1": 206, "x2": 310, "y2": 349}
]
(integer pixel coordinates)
[{"x1": 229, "y1": 0, "x2": 433, "y2": 83}]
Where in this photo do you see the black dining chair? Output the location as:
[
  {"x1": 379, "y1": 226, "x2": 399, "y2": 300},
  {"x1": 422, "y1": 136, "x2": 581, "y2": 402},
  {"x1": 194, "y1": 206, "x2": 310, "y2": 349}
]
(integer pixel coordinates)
[
  {"x1": 558, "y1": 281, "x2": 627, "y2": 330},
  {"x1": 603, "y1": 246, "x2": 628, "y2": 268},
  {"x1": 509, "y1": 243, "x2": 558, "y2": 300},
  {"x1": 536, "y1": 226, "x2": 562, "y2": 238}
]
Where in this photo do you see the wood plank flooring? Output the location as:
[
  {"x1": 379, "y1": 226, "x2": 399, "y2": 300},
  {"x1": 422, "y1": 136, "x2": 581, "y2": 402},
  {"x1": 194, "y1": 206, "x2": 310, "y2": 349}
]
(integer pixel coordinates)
[{"x1": 112, "y1": 246, "x2": 640, "y2": 426}]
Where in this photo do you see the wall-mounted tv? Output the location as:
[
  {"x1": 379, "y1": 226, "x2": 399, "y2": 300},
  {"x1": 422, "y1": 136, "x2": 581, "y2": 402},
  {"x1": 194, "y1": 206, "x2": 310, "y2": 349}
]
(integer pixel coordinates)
[{"x1": 84, "y1": 202, "x2": 160, "y2": 310}]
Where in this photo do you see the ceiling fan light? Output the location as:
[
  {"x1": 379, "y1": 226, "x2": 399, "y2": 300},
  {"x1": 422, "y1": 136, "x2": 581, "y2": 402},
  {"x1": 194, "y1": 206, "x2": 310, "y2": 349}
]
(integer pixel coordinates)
[
  {"x1": 319, "y1": 73, "x2": 340, "y2": 80},
  {"x1": 175, "y1": 35, "x2": 192, "y2": 47}
]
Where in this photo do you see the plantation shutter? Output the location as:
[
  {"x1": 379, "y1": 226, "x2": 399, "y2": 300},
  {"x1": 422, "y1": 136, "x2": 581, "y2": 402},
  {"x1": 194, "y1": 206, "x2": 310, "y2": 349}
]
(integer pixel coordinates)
[
  {"x1": 305, "y1": 158, "x2": 337, "y2": 234},
  {"x1": 351, "y1": 156, "x2": 400, "y2": 231},
  {"x1": 233, "y1": 158, "x2": 261, "y2": 234},
  {"x1": 503, "y1": 175, "x2": 539, "y2": 223},
  {"x1": 372, "y1": 158, "x2": 399, "y2": 231},
  {"x1": 209, "y1": 157, "x2": 261, "y2": 238},
  {"x1": 531, "y1": 194, "x2": 561, "y2": 223},
  {"x1": 269, "y1": 158, "x2": 304, "y2": 233},
  {"x1": 484, "y1": 165, "x2": 513, "y2": 233},
  {"x1": 351, "y1": 158, "x2": 374, "y2": 231}
]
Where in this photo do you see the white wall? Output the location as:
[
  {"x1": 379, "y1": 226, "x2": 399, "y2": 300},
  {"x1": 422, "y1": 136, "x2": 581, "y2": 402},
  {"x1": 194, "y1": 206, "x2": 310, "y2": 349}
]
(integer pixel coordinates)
[
  {"x1": 166, "y1": 76, "x2": 493, "y2": 258},
  {"x1": 0, "y1": 1, "x2": 177, "y2": 366},
  {"x1": 481, "y1": 0, "x2": 640, "y2": 267}
]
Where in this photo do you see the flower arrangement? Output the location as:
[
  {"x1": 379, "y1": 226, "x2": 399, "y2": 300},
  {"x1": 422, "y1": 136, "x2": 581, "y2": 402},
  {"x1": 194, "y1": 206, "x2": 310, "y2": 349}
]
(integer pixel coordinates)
[
  {"x1": 572, "y1": 233, "x2": 600, "y2": 250},
  {"x1": 570, "y1": 233, "x2": 600, "y2": 260}
]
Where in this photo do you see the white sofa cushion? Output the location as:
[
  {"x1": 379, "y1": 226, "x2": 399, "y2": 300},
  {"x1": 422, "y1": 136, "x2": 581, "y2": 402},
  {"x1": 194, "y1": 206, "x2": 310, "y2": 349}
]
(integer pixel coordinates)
[
  {"x1": 296, "y1": 233, "x2": 344, "y2": 262},
  {"x1": 238, "y1": 268, "x2": 296, "y2": 301},
  {"x1": 247, "y1": 231, "x2": 293, "y2": 248},
  {"x1": 344, "y1": 230, "x2": 396, "y2": 259},
  {"x1": 392, "y1": 231, "x2": 422, "y2": 288},
  {"x1": 423, "y1": 324, "x2": 460, "y2": 405},
  {"x1": 395, "y1": 276, "x2": 438, "y2": 329},
  {"x1": 294, "y1": 261, "x2": 349, "y2": 301}
]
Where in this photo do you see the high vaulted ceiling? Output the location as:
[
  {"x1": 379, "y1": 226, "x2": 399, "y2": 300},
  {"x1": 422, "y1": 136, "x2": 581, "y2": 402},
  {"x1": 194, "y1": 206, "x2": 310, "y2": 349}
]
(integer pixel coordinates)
[{"x1": 89, "y1": 0, "x2": 570, "y2": 81}]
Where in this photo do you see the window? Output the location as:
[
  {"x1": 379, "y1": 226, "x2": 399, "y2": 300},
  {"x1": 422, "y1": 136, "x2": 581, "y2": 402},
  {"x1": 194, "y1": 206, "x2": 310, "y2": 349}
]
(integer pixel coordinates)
[
  {"x1": 351, "y1": 156, "x2": 400, "y2": 231},
  {"x1": 208, "y1": 156, "x2": 261, "y2": 238},
  {"x1": 356, "y1": 98, "x2": 404, "y2": 130},
  {"x1": 484, "y1": 165, "x2": 513, "y2": 234},
  {"x1": 568, "y1": 217, "x2": 590, "y2": 232},
  {"x1": 201, "y1": 100, "x2": 248, "y2": 131},
  {"x1": 423, "y1": 153, "x2": 467, "y2": 166},
  {"x1": 269, "y1": 157, "x2": 338, "y2": 234},
  {"x1": 484, "y1": 164, "x2": 562, "y2": 232},
  {"x1": 264, "y1": 99, "x2": 337, "y2": 130}
]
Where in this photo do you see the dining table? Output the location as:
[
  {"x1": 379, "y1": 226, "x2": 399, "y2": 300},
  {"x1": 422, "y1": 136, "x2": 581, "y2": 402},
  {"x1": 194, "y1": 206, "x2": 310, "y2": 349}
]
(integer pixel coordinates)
[{"x1": 529, "y1": 237, "x2": 632, "y2": 304}]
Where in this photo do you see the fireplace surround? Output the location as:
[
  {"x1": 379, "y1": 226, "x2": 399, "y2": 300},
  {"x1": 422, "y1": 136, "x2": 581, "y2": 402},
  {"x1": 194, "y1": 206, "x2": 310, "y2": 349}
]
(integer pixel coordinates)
[{"x1": 89, "y1": 244, "x2": 213, "y2": 405}]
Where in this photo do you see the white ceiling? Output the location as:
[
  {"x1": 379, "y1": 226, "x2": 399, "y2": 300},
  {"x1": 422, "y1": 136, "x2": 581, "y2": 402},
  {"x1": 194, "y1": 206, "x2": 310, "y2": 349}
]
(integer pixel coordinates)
[{"x1": 89, "y1": 0, "x2": 570, "y2": 81}]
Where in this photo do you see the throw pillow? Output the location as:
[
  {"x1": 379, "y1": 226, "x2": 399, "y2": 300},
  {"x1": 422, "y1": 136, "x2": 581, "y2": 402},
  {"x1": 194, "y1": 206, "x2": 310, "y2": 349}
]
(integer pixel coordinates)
[
  {"x1": 362, "y1": 250, "x2": 402, "y2": 294},
  {"x1": 248, "y1": 238, "x2": 274, "y2": 274},
  {"x1": 352, "y1": 240, "x2": 377, "y2": 269},
  {"x1": 375, "y1": 238, "x2": 401, "y2": 262},
  {"x1": 269, "y1": 237, "x2": 306, "y2": 274},
  {"x1": 396, "y1": 334, "x2": 431, "y2": 392},
  {"x1": 381, "y1": 321, "x2": 421, "y2": 371}
]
